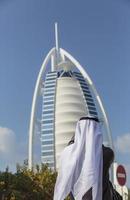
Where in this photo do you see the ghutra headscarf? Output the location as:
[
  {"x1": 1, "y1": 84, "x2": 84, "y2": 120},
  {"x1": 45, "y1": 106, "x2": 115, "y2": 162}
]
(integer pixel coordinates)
[{"x1": 54, "y1": 117, "x2": 103, "y2": 200}]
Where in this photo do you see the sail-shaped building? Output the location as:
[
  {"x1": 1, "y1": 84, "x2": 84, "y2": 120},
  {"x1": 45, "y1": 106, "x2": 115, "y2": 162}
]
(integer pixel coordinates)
[{"x1": 28, "y1": 23, "x2": 113, "y2": 170}]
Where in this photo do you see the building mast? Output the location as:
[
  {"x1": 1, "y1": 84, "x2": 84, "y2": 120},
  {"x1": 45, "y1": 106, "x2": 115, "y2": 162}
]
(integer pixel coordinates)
[
  {"x1": 55, "y1": 22, "x2": 59, "y2": 51},
  {"x1": 51, "y1": 23, "x2": 59, "y2": 71}
]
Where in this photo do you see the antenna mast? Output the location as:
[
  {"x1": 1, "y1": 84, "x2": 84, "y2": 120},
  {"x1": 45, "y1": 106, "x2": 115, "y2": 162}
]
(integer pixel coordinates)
[{"x1": 55, "y1": 22, "x2": 59, "y2": 51}]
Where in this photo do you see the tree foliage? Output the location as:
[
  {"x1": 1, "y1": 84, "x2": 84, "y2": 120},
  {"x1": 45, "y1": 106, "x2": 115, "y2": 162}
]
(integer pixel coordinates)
[{"x1": 0, "y1": 163, "x2": 71, "y2": 200}]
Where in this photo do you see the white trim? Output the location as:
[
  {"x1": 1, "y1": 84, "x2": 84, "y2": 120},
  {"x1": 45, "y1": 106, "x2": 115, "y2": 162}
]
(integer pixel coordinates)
[
  {"x1": 60, "y1": 48, "x2": 114, "y2": 150},
  {"x1": 28, "y1": 47, "x2": 56, "y2": 170}
]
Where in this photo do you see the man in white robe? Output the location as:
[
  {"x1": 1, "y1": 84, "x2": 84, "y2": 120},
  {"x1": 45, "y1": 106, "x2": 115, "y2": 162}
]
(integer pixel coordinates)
[{"x1": 53, "y1": 117, "x2": 103, "y2": 200}]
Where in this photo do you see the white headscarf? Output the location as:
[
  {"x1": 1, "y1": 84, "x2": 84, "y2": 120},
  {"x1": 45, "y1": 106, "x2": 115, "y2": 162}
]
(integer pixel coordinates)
[{"x1": 54, "y1": 118, "x2": 103, "y2": 200}]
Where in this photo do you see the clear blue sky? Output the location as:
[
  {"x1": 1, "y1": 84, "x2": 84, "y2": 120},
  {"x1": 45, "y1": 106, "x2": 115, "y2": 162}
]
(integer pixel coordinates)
[{"x1": 0, "y1": 0, "x2": 130, "y2": 186}]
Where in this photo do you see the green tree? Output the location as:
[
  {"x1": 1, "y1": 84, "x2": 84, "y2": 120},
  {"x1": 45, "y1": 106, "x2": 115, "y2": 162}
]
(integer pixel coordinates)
[{"x1": 0, "y1": 163, "x2": 73, "y2": 200}]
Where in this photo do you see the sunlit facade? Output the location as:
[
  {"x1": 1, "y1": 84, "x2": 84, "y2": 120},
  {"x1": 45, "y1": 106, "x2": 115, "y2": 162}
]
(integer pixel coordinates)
[{"x1": 41, "y1": 70, "x2": 98, "y2": 169}]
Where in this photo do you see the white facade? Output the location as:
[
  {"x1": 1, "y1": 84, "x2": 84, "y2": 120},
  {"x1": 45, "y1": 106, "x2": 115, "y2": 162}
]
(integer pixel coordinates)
[
  {"x1": 55, "y1": 77, "x2": 88, "y2": 168},
  {"x1": 41, "y1": 70, "x2": 99, "y2": 169}
]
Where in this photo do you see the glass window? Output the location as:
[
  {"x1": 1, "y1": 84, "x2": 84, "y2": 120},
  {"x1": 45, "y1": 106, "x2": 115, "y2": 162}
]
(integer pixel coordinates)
[
  {"x1": 45, "y1": 79, "x2": 56, "y2": 83},
  {"x1": 46, "y1": 72, "x2": 57, "y2": 76},
  {"x1": 43, "y1": 101, "x2": 54, "y2": 105},
  {"x1": 47, "y1": 73, "x2": 57, "y2": 76},
  {"x1": 85, "y1": 97, "x2": 94, "y2": 102},
  {"x1": 46, "y1": 73, "x2": 57, "y2": 77},
  {"x1": 75, "y1": 75, "x2": 83, "y2": 79},
  {"x1": 41, "y1": 128, "x2": 53, "y2": 132},
  {"x1": 43, "y1": 92, "x2": 55, "y2": 97},
  {"x1": 81, "y1": 85, "x2": 89, "y2": 90},
  {"x1": 43, "y1": 96, "x2": 55, "y2": 101},
  {"x1": 42, "y1": 119, "x2": 53, "y2": 123},
  {"x1": 41, "y1": 130, "x2": 53, "y2": 135},
  {"x1": 44, "y1": 84, "x2": 55, "y2": 88},
  {"x1": 42, "y1": 145, "x2": 54, "y2": 151},
  {"x1": 42, "y1": 110, "x2": 53, "y2": 115},
  {"x1": 42, "y1": 140, "x2": 53, "y2": 145},
  {"x1": 44, "y1": 87, "x2": 55, "y2": 92},
  {"x1": 84, "y1": 93, "x2": 92, "y2": 98},
  {"x1": 46, "y1": 77, "x2": 57, "y2": 81},
  {"x1": 78, "y1": 79, "x2": 86, "y2": 83},
  {"x1": 73, "y1": 72, "x2": 82, "y2": 76},
  {"x1": 89, "y1": 111, "x2": 98, "y2": 116},
  {"x1": 41, "y1": 134, "x2": 53, "y2": 140},
  {"x1": 43, "y1": 105, "x2": 54, "y2": 110},
  {"x1": 42, "y1": 108, "x2": 54, "y2": 113},
  {"x1": 42, "y1": 151, "x2": 54, "y2": 156},
  {"x1": 82, "y1": 88, "x2": 91, "y2": 93},
  {"x1": 88, "y1": 106, "x2": 96, "y2": 111},
  {"x1": 42, "y1": 119, "x2": 53, "y2": 124},
  {"x1": 42, "y1": 114, "x2": 53, "y2": 119},
  {"x1": 87, "y1": 102, "x2": 95, "y2": 106},
  {"x1": 41, "y1": 124, "x2": 53, "y2": 129}
]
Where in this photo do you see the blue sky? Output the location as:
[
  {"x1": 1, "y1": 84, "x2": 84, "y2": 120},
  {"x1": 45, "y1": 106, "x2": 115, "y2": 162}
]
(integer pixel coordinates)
[{"x1": 0, "y1": 0, "x2": 130, "y2": 187}]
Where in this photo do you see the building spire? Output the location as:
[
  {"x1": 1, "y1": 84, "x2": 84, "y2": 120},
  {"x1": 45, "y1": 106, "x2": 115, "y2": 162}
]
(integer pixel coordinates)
[{"x1": 55, "y1": 22, "x2": 59, "y2": 51}]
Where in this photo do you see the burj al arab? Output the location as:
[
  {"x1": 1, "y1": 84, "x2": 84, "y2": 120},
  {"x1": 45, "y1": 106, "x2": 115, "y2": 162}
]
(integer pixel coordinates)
[
  {"x1": 28, "y1": 23, "x2": 128, "y2": 199},
  {"x1": 28, "y1": 23, "x2": 113, "y2": 170}
]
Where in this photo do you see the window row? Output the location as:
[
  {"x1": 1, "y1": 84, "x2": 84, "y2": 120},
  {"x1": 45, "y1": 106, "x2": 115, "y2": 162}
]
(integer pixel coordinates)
[
  {"x1": 82, "y1": 87, "x2": 91, "y2": 93},
  {"x1": 42, "y1": 110, "x2": 54, "y2": 115},
  {"x1": 43, "y1": 96, "x2": 55, "y2": 101},
  {"x1": 46, "y1": 72, "x2": 57, "y2": 76},
  {"x1": 47, "y1": 71, "x2": 57, "y2": 75},
  {"x1": 41, "y1": 124, "x2": 53, "y2": 129},
  {"x1": 43, "y1": 100, "x2": 54, "y2": 105},
  {"x1": 45, "y1": 79, "x2": 56, "y2": 84},
  {"x1": 42, "y1": 108, "x2": 54, "y2": 113},
  {"x1": 42, "y1": 105, "x2": 54, "y2": 110},
  {"x1": 44, "y1": 82, "x2": 56, "y2": 88},
  {"x1": 85, "y1": 97, "x2": 94, "y2": 102},
  {"x1": 84, "y1": 93, "x2": 92, "y2": 98},
  {"x1": 87, "y1": 102, "x2": 95, "y2": 107},
  {"x1": 46, "y1": 74, "x2": 57, "y2": 79},
  {"x1": 75, "y1": 74, "x2": 84, "y2": 81},
  {"x1": 43, "y1": 92, "x2": 55, "y2": 96},
  {"x1": 73, "y1": 72, "x2": 83, "y2": 77},
  {"x1": 89, "y1": 110, "x2": 98, "y2": 116},
  {"x1": 41, "y1": 119, "x2": 53, "y2": 124},
  {"x1": 41, "y1": 151, "x2": 54, "y2": 156},
  {"x1": 42, "y1": 145, "x2": 54, "y2": 151},
  {"x1": 41, "y1": 134, "x2": 53, "y2": 140},
  {"x1": 77, "y1": 79, "x2": 86, "y2": 84},
  {"x1": 41, "y1": 139, "x2": 53, "y2": 145},
  {"x1": 42, "y1": 114, "x2": 54, "y2": 120},
  {"x1": 41, "y1": 129, "x2": 53, "y2": 135},
  {"x1": 45, "y1": 77, "x2": 57, "y2": 81},
  {"x1": 80, "y1": 84, "x2": 89, "y2": 90},
  {"x1": 43, "y1": 87, "x2": 55, "y2": 92},
  {"x1": 88, "y1": 106, "x2": 96, "y2": 111}
]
